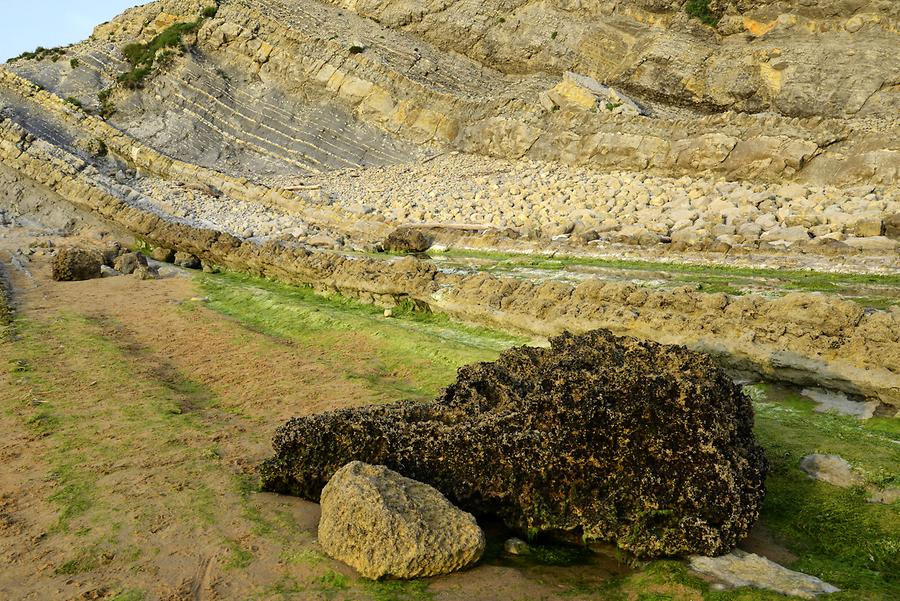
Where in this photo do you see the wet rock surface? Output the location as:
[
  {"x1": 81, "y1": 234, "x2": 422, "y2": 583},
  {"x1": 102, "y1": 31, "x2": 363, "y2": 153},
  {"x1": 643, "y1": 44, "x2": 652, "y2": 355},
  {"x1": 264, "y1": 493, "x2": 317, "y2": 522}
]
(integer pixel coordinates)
[
  {"x1": 261, "y1": 329, "x2": 768, "y2": 558},
  {"x1": 318, "y1": 461, "x2": 485, "y2": 580},
  {"x1": 689, "y1": 551, "x2": 840, "y2": 599},
  {"x1": 50, "y1": 247, "x2": 101, "y2": 281},
  {"x1": 799, "y1": 454, "x2": 861, "y2": 488}
]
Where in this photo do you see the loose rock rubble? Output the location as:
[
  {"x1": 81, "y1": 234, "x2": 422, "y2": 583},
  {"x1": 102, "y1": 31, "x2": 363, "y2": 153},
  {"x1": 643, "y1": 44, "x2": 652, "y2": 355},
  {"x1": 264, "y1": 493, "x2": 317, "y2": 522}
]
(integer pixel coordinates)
[{"x1": 313, "y1": 155, "x2": 899, "y2": 252}]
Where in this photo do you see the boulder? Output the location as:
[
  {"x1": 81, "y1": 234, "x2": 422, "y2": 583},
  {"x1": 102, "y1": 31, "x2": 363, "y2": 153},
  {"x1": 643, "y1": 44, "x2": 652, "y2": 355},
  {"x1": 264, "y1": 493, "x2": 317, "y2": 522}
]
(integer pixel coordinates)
[
  {"x1": 101, "y1": 242, "x2": 125, "y2": 267},
  {"x1": 174, "y1": 251, "x2": 201, "y2": 269},
  {"x1": 546, "y1": 72, "x2": 648, "y2": 116},
  {"x1": 150, "y1": 246, "x2": 175, "y2": 262},
  {"x1": 799, "y1": 454, "x2": 861, "y2": 488},
  {"x1": 261, "y1": 330, "x2": 768, "y2": 558},
  {"x1": 885, "y1": 213, "x2": 900, "y2": 240},
  {"x1": 318, "y1": 462, "x2": 485, "y2": 580},
  {"x1": 50, "y1": 248, "x2": 101, "y2": 281},
  {"x1": 689, "y1": 551, "x2": 839, "y2": 599},
  {"x1": 133, "y1": 264, "x2": 160, "y2": 280},
  {"x1": 383, "y1": 227, "x2": 433, "y2": 254},
  {"x1": 113, "y1": 252, "x2": 148, "y2": 275}
]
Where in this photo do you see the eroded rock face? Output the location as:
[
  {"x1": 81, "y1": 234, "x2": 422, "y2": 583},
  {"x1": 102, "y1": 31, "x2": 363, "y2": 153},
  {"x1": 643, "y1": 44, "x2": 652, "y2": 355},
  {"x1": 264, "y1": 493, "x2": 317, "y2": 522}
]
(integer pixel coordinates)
[
  {"x1": 50, "y1": 248, "x2": 101, "y2": 281},
  {"x1": 261, "y1": 329, "x2": 768, "y2": 558},
  {"x1": 318, "y1": 462, "x2": 485, "y2": 579}
]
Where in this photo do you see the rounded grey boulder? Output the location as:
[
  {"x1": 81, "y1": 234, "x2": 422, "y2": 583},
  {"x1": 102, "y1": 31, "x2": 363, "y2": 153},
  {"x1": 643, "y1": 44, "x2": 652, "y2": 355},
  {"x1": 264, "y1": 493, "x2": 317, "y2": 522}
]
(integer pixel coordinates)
[{"x1": 318, "y1": 461, "x2": 485, "y2": 580}]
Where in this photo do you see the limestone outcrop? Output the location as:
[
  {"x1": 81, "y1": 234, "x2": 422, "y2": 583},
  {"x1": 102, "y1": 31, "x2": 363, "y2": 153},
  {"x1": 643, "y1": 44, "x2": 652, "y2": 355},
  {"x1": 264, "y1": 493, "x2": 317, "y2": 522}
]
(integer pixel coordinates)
[
  {"x1": 261, "y1": 329, "x2": 768, "y2": 558},
  {"x1": 689, "y1": 551, "x2": 840, "y2": 599},
  {"x1": 318, "y1": 462, "x2": 485, "y2": 579}
]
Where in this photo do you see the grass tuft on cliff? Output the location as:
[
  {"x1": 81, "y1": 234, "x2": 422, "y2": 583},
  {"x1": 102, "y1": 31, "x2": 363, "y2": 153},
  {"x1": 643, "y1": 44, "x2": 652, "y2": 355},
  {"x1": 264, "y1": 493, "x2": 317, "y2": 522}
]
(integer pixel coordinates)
[
  {"x1": 685, "y1": 0, "x2": 720, "y2": 26},
  {"x1": 118, "y1": 15, "x2": 207, "y2": 88}
]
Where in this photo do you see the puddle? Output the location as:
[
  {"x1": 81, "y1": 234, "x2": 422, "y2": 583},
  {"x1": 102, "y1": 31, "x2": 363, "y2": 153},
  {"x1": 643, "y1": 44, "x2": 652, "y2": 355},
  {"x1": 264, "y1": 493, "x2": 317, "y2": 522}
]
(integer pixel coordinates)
[
  {"x1": 742, "y1": 381, "x2": 882, "y2": 419},
  {"x1": 801, "y1": 387, "x2": 879, "y2": 419}
]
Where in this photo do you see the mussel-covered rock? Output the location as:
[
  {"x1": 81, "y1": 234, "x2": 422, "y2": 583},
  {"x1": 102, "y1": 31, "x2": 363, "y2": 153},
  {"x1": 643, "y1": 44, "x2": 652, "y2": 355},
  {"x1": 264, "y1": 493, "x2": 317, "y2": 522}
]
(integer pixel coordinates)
[{"x1": 260, "y1": 329, "x2": 767, "y2": 557}]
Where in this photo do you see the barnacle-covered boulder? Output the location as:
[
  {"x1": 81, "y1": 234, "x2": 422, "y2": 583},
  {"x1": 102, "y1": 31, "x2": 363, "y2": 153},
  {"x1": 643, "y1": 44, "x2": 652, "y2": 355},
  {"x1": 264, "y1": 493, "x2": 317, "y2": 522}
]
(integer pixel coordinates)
[{"x1": 260, "y1": 329, "x2": 767, "y2": 557}]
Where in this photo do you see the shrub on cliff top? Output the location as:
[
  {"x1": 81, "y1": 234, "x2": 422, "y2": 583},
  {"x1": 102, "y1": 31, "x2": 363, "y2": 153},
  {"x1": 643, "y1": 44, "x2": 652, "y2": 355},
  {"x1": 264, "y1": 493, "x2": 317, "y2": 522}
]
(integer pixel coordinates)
[
  {"x1": 118, "y1": 15, "x2": 206, "y2": 88},
  {"x1": 685, "y1": 0, "x2": 719, "y2": 26}
]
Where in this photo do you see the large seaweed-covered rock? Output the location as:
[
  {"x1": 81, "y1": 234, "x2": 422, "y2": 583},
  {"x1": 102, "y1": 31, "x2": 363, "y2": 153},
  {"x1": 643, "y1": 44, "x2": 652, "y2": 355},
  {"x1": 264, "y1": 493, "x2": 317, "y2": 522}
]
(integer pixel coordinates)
[
  {"x1": 50, "y1": 247, "x2": 101, "y2": 281},
  {"x1": 260, "y1": 329, "x2": 767, "y2": 557}
]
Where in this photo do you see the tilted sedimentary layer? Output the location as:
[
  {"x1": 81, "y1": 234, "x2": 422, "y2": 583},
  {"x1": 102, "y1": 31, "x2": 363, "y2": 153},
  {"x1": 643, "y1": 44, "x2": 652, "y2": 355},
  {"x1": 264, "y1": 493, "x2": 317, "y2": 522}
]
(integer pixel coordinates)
[{"x1": 3, "y1": 0, "x2": 898, "y2": 185}]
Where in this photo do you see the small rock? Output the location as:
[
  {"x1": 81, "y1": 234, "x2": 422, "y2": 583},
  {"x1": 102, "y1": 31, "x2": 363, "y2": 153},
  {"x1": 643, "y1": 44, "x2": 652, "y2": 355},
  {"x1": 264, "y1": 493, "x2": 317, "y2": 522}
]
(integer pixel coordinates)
[
  {"x1": 843, "y1": 236, "x2": 898, "y2": 252},
  {"x1": 504, "y1": 538, "x2": 530, "y2": 556},
  {"x1": 689, "y1": 551, "x2": 839, "y2": 599},
  {"x1": 307, "y1": 234, "x2": 340, "y2": 249},
  {"x1": 51, "y1": 248, "x2": 101, "y2": 281},
  {"x1": 383, "y1": 227, "x2": 433, "y2": 253},
  {"x1": 760, "y1": 226, "x2": 811, "y2": 244},
  {"x1": 100, "y1": 265, "x2": 121, "y2": 278},
  {"x1": 174, "y1": 251, "x2": 201, "y2": 269},
  {"x1": 114, "y1": 252, "x2": 148, "y2": 275},
  {"x1": 150, "y1": 247, "x2": 175, "y2": 263},
  {"x1": 318, "y1": 462, "x2": 485, "y2": 580},
  {"x1": 383, "y1": 309, "x2": 393, "y2": 318},
  {"x1": 799, "y1": 454, "x2": 861, "y2": 488},
  {"x1": 844, "y1": 15, "x2": 864, "y2": 33},
  {"x1": 133, "y1": 264, "x2": 160, "y2": 280},
  {"x1": 868, "y1": 488, "x2": 900, "y2": 505},
  {"x1": 101, "y1": 242, "x2": 124, "y2": 267},
  {"x1": 848, "y1": 217, "x2": 883, "y2": 238},
  {"x1": 884, "y1": 213, "x2": 900, "y2": 240}
]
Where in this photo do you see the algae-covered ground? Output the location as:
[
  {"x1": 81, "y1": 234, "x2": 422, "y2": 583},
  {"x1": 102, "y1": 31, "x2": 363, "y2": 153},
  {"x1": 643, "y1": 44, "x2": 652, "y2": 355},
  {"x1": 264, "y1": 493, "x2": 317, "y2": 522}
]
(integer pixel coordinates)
[
  {"x1": 428, "y1": 249, "x2": 900, "y2": 309},
  {"x1": 1, "y1": 268, "x2": 898, "y2": 600}
]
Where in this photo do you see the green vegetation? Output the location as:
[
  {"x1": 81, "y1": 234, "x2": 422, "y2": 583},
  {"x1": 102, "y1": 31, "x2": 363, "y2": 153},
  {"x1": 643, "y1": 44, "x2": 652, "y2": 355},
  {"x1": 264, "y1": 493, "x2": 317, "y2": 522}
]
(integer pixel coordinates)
[
  {"x1": 9, "y1": 45, "x2": 66, "y2": 63},
  {"x1": 69, "y1": 58, "x2": 80, "y2": 69},
  {"x1": 429, "y1": 248, "x2": 900, "y2": 308},
  {"x1": 685, "y1": 0, "x2": 720, "y2": 26},
  {"x1": 361, "y1": 579, "x2": 433, "y2": 601},
  {"x1": 118, "y1": 16, "x2": 205, "y2": 88},
  {"x1": 202, "y1": 5, "x2": 219, "y2": 18},
  {"x1": 97, "y1": 88, "x2": 116, "y2": 118},
  {"x1": 64, "y1": 96, "x2": 83, "y2": 110},
  {"x1": 551, "y1": 31, "x2": 558, "y2": 40},
  {"x1": 92, "y1": 138, "x2": 109, "y2": 157},
  {"x1": 224, "y1": 539, "x2": 254, "y2": 569},
  {"x1": 751, "y1": 392, "x2": 900, "y2": 595},
  {"x1": 198, "y1": 270, "x2": 525, "y2": 401}
]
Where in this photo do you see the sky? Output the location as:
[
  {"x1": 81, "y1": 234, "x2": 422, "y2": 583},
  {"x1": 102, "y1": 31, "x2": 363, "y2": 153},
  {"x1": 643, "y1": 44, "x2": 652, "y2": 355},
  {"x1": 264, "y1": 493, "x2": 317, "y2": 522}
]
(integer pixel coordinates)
[{"x1": 0, "y1": 1, "x2": 142, "y2": 62}]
